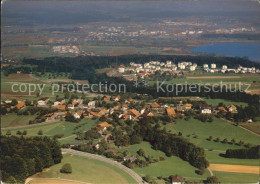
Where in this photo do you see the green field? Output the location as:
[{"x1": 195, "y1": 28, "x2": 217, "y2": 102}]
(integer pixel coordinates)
[
  {"x1": 205, "y1": 150, "x2": 258, "y2": 166},
  {"x1": 213, "y1": 171, "x2": 259, "y2": 183},
  {"x1": 1, "y1": 113, "x2": 38, "y2": 128},
  {"x1": 202, "y1": 98, "x2": 248, "y2": 107},
  {"x1": 29, "y1": 154, "x2": 137, "y2": 184},
  {"x1": 165, "y1": 118, "x2": 259, "y2": 147},
  {"x1": 115, "y1": 142, "x2": 210, "y2": 181},
  {"x1": 1, "y1": 119, "x2": 99, "y2": 144},
  {"x1": 148, "y1": 73, "x2": 260, "y2": 91}
]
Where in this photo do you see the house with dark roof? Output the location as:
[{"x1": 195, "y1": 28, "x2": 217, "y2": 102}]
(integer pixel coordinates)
[
  {"x1": 199, "y1": 104, "x2": 212, "y2": 114},
  {"x1": 171, "y1": 176, "x2": 183, "y2": 184}
]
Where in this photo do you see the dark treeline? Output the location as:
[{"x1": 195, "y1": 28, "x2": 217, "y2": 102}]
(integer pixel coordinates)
[
  {"x1": 0, "y1": 136, "x2": 62, "y2": 183},
  {"x1": 116, "y1": 117, "x2": 209, "y2": 169},
  {"x1": 224, "y1": 145, "x2": 260, "y2": 159},
  {"x1": 22, "y1": 55, "x2": 260, "y2": 72},
  {"x1": 18, "y1": 55, "x2": 260, "y2": 106}
]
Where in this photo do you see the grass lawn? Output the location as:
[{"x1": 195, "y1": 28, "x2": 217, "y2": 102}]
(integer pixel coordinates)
[
  {"x1": 115, "y1": 142, "x2": 210, "y2": 181},
  {"x1": 1, "y1": 119, "x2": 99, "y2": 144},
  {"x1": 205, "y1": 150, "x2": 259, "y2": 166},
  {"x1": 213, "y1": 171, "x2": 259, "y2": 183},
  {"x1": 1, "y1": 113, "x2": 37, "y2": 128},
  {"x1": 166, "y1": 118, "x2": 259, "y2": 147},
  {"x1": 30, "y1": 154, "x2": 137, "y2": 184},
  {"x1": 202, "y1": 98, "x2": 248, "y2": 107}
]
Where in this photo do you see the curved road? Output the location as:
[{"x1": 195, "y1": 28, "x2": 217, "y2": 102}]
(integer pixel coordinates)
[{"x1": 62, "y1": 149, "x2": 145, "y2": 184}]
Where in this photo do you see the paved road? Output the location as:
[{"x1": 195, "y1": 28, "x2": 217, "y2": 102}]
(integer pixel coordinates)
[{"x1": 62, "y1": 149, "x2": 145, "y2": 184}]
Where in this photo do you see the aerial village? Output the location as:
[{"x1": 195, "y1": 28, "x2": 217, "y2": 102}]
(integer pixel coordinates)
[
  {"x1": 118, "y1": 61, "x2": 259, "y2": 81},
  {"x1": 1, "y1": 93, "x2": 246, "y2": 129}
]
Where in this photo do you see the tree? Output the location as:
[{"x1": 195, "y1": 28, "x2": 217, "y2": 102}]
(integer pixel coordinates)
[
  {"x1": 6, "y1": 130, "x2": 11, "y2": 136},
  {"x1": 207, "y1": 136, "x2": 213, "y2": 141},
  {"x1": 137, "y1": 148, "x2": 146, "y2": 157},
  {"x1": 4, "y1": 176, "x2": 17, "y2": 183},
  {"x1": 197, "y1": 167, "x2": 205, "y2": 175},
  {"x1": 22, "y1": 130, "x2": 27, "y2": 135},
  {"x1": 143, "y1": 175, "x2": 152, "y2": 182},
  {"x1": 11, "y1": 99, "x2": 18, "y2": 106},
  {"x1": 16, "y1": 130, "x2": 22, "y2": 135},
  {"x1": 38, "y1": 130, "x2": 43, "y2": 135},
  {"x1": 205, "y1": 176, "x2": 220, "y2": 184},
  {"x1": 65, "y1": 113, "x2": 78, "y2": 122},
  {"x1": 60, "y1": 163, "x2": 72, "y2": 174}
]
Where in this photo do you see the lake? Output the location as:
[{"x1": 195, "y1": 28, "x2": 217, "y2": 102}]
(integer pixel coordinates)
[{"x1": 191, "y1": 43, "x2": 260, "y2": 62}]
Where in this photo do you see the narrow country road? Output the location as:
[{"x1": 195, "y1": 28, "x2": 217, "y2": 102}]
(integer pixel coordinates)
[
  {"x1": 207, "y1": 167, "x2": 214, "y2": 176},
  {"x1": 62, "y1": 149, "x2": 145, "y2": 184}
]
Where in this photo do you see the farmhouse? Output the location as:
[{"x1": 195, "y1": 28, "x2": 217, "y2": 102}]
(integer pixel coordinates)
[
  {"x1": 171, "y1": 176, "x2": 183, "y2": 184},
  {"x1": 74, "y1": 111, "x2": 82, "y2": 119},
  {"x1": 57, "y1": 104, "x2": 66, "y2": 111},
  {"x1": 15, "y1": 101, "x2": 25, "y2": 110},
  {"x1": 227, "y1": 104, "x2": 237, "y2": 113},
  {"x1": 95, "y1": 122, "x2": 113, "y2": 133},
  {"x1": 37, "y1": 97, "x2": 49, "y2": 106},
  {"x1": 151, "y1": 102, "x2": 160, "y2": 108},
  {"x1": 184, "y1": 103, "x2": 192, "y2": 110},
  {"x1": 218, "y1": 106, "x2": 228, "y2": 114},
  {"x1": 102, "y1": 96, "x2": 111, "y2": 102},
  {"x1": 166, "y1": 108, "x2": 176, "y2": 117},
  {"x1": 129, "y1": 109, "x2": 139, "y2": 117},
  {"x1": 88, "y1": 101, "x2": 95, "y2": 109},
  {"x1": 199, "y1": 104, "x2": 212, "y2": 114},
  {"x1": 123, "y1": 156, "x2": 137, "y2": 162}
]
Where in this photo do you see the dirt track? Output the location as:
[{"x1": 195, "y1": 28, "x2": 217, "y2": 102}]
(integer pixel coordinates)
[{"x1": 210, "y1": 164, "x2": 259, "y2": 174}]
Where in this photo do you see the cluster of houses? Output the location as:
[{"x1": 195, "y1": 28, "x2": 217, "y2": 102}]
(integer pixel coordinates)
[
  {"x1": 118, "y1": 61, "x2": 198, "y2": 80},
  {"x1": 118, "y1": 61, "x2": 259, "y2": 80},
  {"x1": 203, "y1": 64, "x2": 259, "y2": 73},
  {"x1": 2, "y1": 95, "x2": 241, "y2": 123},
  {"x1": 119, "y1": 61, "x2": 197, "y2": 73}
]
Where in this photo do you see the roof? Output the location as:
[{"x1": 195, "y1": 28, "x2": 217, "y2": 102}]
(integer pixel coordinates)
[
  {"x1": 227, "y1": 104, "x2": 237, "y2": 110},
  {"x1": 57, "y1": 104, "x2": 66, "y2": 110},
  {"x1": 130, "y1": 109, "x2": 139, "y2": 116},
  {"x1": 166, "y1": 108, "x2": 176, "y2": 116},
  {"x1": 171, "y1": 176, "x2": 183, "y2": 182},
  {"x1": 72, "y1": 101, "x2": 78, "y2": 105},
  {"x1": 43, "y1": 113, "x2": 54, "y2": 117},
  {"x1": 98, "y1": 122, "x2": 112, "y2": 128},
  {"x1": 15, "y1": 101, "x2": 25, "y2": 109},
  {"x1": 218, "y1": 107, "x2": 227, "y2": 113},
  {"x1": 102, "y1": 97, "x2": 110, "y2": 102},
  {"x1": 128, "y1": 98, "x2": 134, "y2": 103},
  {"x1": 90, "y1": 111, "x2": 96, "y2": 116},
  {"x1": 124, "y1": 156, "x2": 136, "y2": 162},
  {"x1": 185, "y1": 103, "x2": 192, "y2": 107},
  {"x1": 122, "y1": 104, "x2": 128, "y2": 108},
  {"x1": 199, "y1": 104, "x2": 211, "y2": 110},
  {"x1": 76, "y1": 111, "x2": 82, "y2": 115},
  {"x1": 151, "y1": 102, "x2": 160, "y2": 108}
]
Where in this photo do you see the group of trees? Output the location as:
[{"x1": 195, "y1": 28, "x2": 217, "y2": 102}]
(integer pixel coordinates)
[
  {"x1": 1, "y1": 136, "x2": 62, "y2": 183},
  {"x1": 112, "y1": 117, "x2": 209, "y2": 169},
  {"x1": 224, "y1": 145, "x2": 259, "y2": 159}
]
